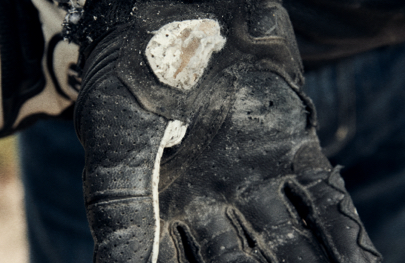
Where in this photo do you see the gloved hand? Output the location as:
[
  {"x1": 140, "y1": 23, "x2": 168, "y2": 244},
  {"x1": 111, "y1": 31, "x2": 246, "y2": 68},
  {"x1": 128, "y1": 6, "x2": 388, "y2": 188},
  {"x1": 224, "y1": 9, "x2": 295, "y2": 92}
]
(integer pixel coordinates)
[{"x1": 72, "y1": 0, "x2": 382, "y2": 262}]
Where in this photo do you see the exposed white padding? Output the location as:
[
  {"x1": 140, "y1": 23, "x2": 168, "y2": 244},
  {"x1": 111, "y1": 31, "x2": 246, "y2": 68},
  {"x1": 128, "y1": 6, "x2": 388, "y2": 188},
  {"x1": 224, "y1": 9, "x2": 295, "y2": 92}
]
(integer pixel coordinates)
[
  {"x1": 151, "y1": 120, "x2": 188, "y2": 263},
  {"x1": 162, "y1": 120, "x2": 188, "y2": 148},
  {"x1": 145, "y1": 19, "x2": 226, "y2": 90}
]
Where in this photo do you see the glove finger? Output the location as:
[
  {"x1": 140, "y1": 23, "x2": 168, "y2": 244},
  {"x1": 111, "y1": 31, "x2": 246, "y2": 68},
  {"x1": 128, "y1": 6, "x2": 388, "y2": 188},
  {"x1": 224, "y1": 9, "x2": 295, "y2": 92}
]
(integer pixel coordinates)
[
  {"x1": 163, "y1": 200, "x2": 269, "y2": 263},
  {"x1": 293, "y1": 167, "x2": 382, "y2": 263},
  {"x1": 235, "y1": 179, "x2": 330, "y2": 263},
  {"x1": 75, "y1": 52, "x2": 169, "y2": 263},
  {"x1": 291, "y1": 143, "x2": 382, "y2": 263},
  {"x1": 157, "y1": 224, "x2": 179, "y2": 263}
]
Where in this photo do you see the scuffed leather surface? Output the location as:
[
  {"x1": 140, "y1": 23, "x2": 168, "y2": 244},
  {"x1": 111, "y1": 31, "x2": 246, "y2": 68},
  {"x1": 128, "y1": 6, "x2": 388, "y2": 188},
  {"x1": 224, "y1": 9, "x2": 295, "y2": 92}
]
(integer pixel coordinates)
[
  {"x1": 157, "y1": 71, "x2": 381, "y2": 263},
  {"x1": 73, "y1": 1, "x2": 382, "y2": 262}
]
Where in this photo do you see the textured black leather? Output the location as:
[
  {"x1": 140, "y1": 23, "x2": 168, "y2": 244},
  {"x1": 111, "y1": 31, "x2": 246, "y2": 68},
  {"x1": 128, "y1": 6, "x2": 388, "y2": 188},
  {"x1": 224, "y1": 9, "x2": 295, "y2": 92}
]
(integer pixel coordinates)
[
  {"x1": 157, "y1": 71, "x2": 380, "y2": 263},
  {"x1": 75, "y1": 32, "x2": 168, "y2": 262},
  {"x1": 73, "y1": 1, "x2": 382, "y2": 262}
]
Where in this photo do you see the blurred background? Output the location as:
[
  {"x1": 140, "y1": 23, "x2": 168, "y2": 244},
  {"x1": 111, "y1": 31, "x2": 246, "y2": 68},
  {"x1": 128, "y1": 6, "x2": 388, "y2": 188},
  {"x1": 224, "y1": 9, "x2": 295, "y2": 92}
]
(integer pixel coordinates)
[{"x1": 0, "y1": 136, "x2": 28, "y2": 263}]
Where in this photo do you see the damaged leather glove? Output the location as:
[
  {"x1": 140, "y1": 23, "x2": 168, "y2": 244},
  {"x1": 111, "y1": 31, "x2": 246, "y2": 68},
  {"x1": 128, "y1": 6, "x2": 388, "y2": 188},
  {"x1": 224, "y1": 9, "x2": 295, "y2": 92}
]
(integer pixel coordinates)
[{"x1": 72, "y1": 0, "x2": 382, "y2": 262}]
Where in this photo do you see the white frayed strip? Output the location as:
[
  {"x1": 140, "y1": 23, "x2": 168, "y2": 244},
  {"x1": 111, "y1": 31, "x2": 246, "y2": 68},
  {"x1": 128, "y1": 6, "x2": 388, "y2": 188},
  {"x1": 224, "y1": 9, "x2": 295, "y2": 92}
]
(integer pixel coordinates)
[
  {"x1": 162, "y1": 120, "x2": 188, "y2": 148},
  {"x1": 151, "y1": 120, "x2": 188, "y2": 263},
  {"x1": 145, "y1": 19, "x2": 226, "y2": 91}
]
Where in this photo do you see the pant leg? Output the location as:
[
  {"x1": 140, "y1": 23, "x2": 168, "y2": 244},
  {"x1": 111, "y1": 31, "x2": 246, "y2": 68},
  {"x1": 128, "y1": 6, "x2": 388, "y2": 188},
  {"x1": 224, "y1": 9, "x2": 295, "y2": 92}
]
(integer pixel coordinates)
[{"x1": 19, "y1": 119, "x2": 93, "y2": 263}]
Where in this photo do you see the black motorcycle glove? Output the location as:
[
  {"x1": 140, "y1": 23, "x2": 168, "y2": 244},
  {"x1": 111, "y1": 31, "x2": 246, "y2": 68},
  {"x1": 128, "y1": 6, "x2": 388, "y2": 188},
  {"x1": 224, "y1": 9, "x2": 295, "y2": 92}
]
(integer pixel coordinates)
[{"x1": 72, "y1": 0, "x2": 382, "y2": 262}]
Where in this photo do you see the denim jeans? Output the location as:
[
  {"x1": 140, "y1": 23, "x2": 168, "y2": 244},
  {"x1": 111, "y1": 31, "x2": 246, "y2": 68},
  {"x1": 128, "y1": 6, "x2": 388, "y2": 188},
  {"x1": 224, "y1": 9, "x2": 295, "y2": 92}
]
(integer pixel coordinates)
[
  {"x1": 19, "y1": 41, "x2": 405, "y2": 263},
  {"x1": 19, "y1": 119, "x2": 93, "y2": 263}
]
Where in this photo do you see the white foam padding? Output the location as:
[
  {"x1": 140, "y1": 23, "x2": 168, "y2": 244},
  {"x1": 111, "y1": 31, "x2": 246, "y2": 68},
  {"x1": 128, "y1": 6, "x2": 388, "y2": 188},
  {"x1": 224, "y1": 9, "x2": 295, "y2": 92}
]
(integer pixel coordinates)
[{"x1": 145, "y1": 19, "x2": 226, "y2": 90}]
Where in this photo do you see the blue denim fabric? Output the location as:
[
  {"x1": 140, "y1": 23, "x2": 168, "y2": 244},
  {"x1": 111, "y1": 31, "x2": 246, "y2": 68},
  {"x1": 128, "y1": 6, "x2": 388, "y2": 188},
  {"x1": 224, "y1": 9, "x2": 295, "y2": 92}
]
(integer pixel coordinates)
[
  {"x1": 303, "y1": 42, "x2": 405, "y2": 263},
  {"x1": 19, "y1": 43, "x2": 405, "y2": 263},
  {"x1": 19, "y1": 119, "x2": 93, "y2": 263}
]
